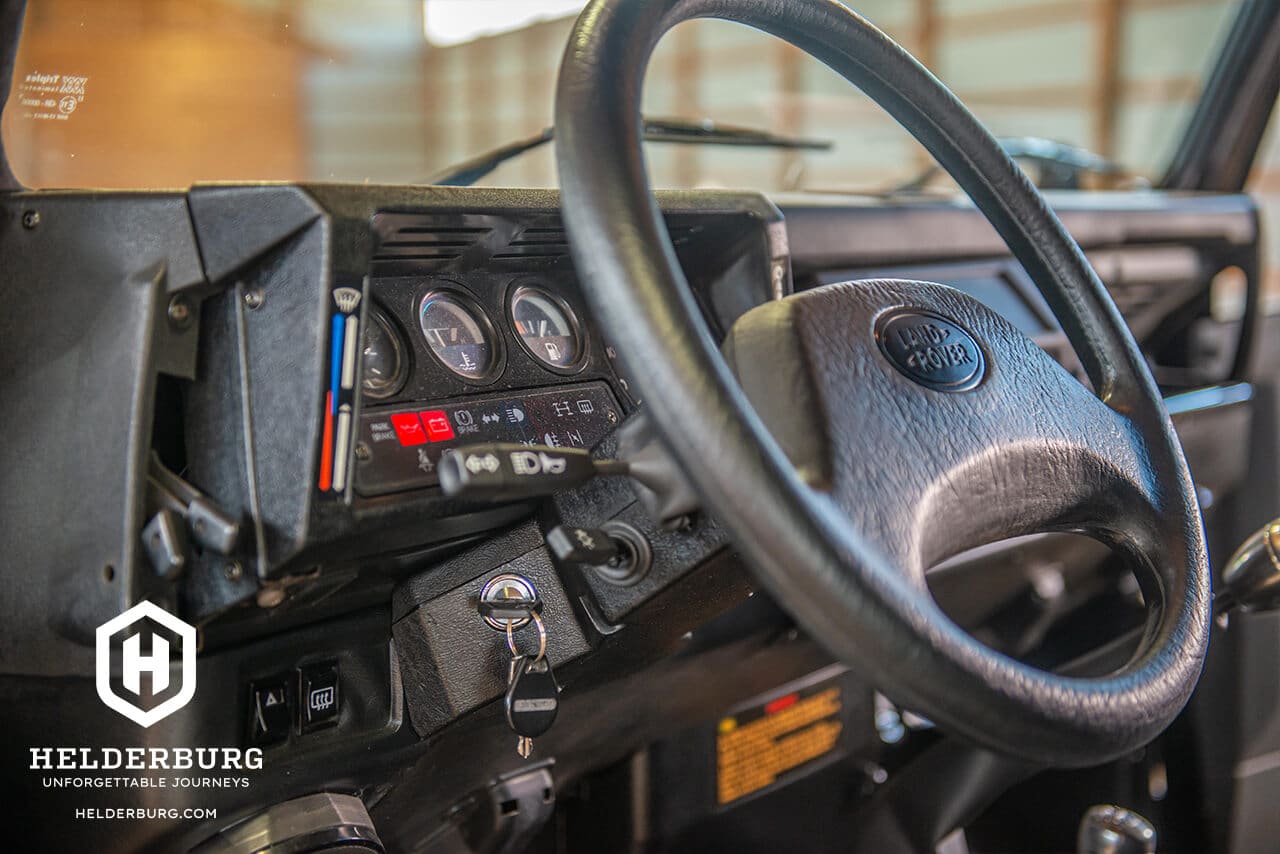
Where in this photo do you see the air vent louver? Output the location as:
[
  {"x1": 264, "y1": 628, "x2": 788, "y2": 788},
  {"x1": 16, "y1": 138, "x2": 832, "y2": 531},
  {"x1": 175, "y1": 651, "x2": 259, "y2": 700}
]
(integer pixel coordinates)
[
  {"x1": 372, "y1": 221, "x2": 493, "y2": 273},
  {"x1": 372, "y1": 211, "x2": 713, "y2": 274}
]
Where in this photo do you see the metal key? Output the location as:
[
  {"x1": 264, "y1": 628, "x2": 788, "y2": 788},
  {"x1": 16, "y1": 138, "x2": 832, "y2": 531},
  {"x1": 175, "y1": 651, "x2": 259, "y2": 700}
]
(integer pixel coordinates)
[{"x1": 505, "y1": 654, "x2": 560, "y2": 758}]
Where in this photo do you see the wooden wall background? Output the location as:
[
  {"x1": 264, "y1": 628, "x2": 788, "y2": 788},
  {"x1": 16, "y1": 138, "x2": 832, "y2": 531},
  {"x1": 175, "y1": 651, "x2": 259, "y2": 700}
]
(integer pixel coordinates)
[{"x1": 2, "y1": 0, "x2": 1276, "y2": 302}]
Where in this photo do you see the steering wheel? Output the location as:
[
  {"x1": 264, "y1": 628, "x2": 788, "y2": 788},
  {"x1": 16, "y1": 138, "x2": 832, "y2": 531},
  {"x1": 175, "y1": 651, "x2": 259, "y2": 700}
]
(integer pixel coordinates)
[{"x1": 554, "y1": 0, "x2": 1210, "y2": 767}]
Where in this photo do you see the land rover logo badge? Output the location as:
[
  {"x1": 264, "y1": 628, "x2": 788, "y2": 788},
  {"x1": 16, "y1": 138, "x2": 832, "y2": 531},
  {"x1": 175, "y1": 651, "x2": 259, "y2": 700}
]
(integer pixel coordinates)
[{"x1": 876, "y1": 310, "x2": 985, "y2": 392}]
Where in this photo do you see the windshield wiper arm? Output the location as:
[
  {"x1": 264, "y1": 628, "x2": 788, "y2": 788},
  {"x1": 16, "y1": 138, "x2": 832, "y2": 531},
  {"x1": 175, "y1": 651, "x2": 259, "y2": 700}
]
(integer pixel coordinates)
[
  {"x1": 422, "y1": 116, "x2": 832, "y2": 187},
  {"x1": 636, "y1": 116, "x2": 832, "y2": 149},
  {"x1": 891, "y1": 136, "x2": 1127, "y2": 193}
]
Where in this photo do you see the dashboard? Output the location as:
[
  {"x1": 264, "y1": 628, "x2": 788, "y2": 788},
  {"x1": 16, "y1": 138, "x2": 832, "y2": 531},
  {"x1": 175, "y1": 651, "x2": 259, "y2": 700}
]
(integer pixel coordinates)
[
  {"x1": 160, "y1": 188, "x2": 787, "y2": 637},
  {"x1": 0, "y1": 181, "x2": 1267, "y2": 852},
  {"x1": 2, "y1": 183, "x2": 1261, "y2": 662}
]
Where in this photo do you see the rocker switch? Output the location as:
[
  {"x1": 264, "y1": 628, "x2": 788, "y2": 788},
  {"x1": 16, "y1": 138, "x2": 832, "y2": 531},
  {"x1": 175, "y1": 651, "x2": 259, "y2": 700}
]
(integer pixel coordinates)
[{"x1": 298, "y1": 661, "x2": 340, "y2": 733}]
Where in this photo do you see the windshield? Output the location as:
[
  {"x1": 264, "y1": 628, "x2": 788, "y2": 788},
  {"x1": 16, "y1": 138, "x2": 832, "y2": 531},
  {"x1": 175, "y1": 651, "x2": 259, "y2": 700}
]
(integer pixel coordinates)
[{"x1": 0, "y1": 0, "x2": 1250, "y2": 192}]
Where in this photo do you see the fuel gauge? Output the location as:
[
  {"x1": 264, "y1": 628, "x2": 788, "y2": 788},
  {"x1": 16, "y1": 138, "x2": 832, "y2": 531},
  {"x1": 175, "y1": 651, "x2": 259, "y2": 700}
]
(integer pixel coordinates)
[{"x1": 509, "y1": 285, "x2": 583, "y2": 372}]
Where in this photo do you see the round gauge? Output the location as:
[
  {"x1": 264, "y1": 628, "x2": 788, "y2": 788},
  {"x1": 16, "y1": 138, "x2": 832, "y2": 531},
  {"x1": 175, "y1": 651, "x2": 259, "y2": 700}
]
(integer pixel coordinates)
[
  {"x1": 418, "y1": 290, "x2": 498, "y2": 380},
  {"x1": 509, "y1": 285, "x2": 583, "y2": 371},
  {"x1": 360, "y1": 305, "x2": 408, "y2": 400}
]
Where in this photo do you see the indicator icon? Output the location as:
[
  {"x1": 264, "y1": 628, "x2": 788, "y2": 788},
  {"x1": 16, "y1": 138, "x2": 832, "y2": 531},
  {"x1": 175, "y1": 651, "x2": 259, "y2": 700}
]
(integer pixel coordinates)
[
  {"x1": 465, "y1": 453, "x2": 501, "y2": 474},
  {"x1": 538, "y1": 452, "x2": 567, "y2": 474},
  {"x1": 332, "y1": 287, "x2": 362, "y2": 314},
  {"x1": 309, "y1": 686, "x2": 335, "y2": 713},
  {"x1": 506, "y1": 405, "x2": 526, "y2": 424},
  {"x1": 390, "y1": 412, "x2": 427, "y2": 446},
  {"x1": 420, "y1": 410, "x2": 455, "y2": 442},
  {"x1": 512, "y1": 452, "x2": 541, "y2": 475}
]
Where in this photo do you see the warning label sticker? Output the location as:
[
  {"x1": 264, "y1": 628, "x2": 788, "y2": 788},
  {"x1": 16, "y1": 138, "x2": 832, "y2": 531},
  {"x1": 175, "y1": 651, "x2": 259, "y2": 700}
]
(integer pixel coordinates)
[
  {"x1": 715, "y1": 672, "x2": 844, "y2": 806},
  {"x1": 15, "y1": 71, "x2": 89, "y2": 122}
]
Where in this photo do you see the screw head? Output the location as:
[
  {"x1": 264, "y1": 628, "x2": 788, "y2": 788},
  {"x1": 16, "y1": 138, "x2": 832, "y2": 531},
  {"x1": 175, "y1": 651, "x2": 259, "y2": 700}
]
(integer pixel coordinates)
[
  {"x1": 167, "y1": 295, "x2": 192, "y2": 329},
  {"x1": 224, "y1": 561, "x2": 243, "y2": 581},
  {"x1": 21, "y1": 210, "x2": 39, "y2": 229},
  {"x1": 354, "y1": 442, "x2": 371, "y2": 462},
  {"x1": 243, "y1": 289, "x2": 263, "y2": 310}
]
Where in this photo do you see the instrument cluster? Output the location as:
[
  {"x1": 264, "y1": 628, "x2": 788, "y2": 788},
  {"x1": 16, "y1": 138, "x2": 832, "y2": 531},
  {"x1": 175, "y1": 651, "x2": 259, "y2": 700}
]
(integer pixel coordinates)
[
  {"x1": 359, "y1": 275, "x2": 598, "y2": 404},
  {"x1": 351, "y1": 272, "x2": 630, "y2": 498}
]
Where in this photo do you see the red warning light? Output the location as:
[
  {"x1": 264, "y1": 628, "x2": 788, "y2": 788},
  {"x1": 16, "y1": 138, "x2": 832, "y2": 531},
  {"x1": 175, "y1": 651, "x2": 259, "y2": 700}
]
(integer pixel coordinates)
[{"x1": 764, "y1": 693, "x2": 800, "y2": 715}]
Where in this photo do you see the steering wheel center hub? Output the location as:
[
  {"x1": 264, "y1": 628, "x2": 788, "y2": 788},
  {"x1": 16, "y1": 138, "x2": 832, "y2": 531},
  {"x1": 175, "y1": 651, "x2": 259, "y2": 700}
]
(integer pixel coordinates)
[{"x1": 876, "y1": 309, "x2": 985, "y2": 392}]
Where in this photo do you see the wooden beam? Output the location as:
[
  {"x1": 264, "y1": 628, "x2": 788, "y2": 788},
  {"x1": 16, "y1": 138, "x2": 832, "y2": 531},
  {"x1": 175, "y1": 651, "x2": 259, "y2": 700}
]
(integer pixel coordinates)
[
  {"x1": 467, "y1": 36, "x2": 497, "y2": 157},
  {"x1": 913, "y1": 0, "x2": 938, "y2": 170},
  {"x1": 776, "y1": 41, "x2": 806, "y2": 190},
  {"x1": 915, "y1": 0, "x2": 938, "y2": 72},
  {"x1": 1094, "y1": 0, "x2": 1125, "y2": 159}
]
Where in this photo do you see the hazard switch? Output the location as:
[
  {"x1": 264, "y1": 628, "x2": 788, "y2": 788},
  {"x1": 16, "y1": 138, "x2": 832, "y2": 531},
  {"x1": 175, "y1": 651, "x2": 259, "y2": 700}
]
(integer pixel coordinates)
[{"x1": 249, "y1": 674, "x2": 292, "y2": 746}]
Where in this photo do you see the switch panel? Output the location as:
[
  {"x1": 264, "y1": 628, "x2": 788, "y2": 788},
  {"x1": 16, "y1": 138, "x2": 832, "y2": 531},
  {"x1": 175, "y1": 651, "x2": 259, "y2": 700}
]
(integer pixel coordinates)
[{"x1": 355, "y1": 381, "x2": 621, "y2": 497}]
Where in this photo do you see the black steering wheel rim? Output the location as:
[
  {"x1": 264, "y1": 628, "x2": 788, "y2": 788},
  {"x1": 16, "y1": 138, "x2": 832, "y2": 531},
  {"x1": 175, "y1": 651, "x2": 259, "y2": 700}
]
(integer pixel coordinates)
[{"x1": 554, "y1": 0, "x2": 1210, "y2": 767}]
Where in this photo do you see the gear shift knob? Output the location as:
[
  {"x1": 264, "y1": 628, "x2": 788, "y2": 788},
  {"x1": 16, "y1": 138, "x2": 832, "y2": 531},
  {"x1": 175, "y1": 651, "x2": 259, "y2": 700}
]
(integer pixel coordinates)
[
  {"x1": 1221, "y1": 521, "x2": 1280, "y2": 612},
  {"x1": 1077, "y1": 805, "x2": 1156, "y2": 854}
]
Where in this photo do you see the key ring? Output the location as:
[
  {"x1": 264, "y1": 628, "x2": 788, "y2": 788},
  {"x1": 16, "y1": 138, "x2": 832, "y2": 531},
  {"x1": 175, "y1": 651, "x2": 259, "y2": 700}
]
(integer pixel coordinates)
[{"x1": 506, "y1": 610, "x2": 547, "y2": 664}]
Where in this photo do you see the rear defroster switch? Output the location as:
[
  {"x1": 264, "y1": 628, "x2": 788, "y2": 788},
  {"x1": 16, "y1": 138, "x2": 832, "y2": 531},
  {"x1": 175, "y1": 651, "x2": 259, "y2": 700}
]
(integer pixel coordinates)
[{"x1": 298, "y1": 660, "x2": 340, "y2": 733}]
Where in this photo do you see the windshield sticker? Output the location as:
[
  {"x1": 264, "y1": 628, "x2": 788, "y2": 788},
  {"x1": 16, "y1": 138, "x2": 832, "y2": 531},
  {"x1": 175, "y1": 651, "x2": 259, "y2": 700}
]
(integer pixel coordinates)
[{"x1": 15, "y1": 71, "x2": 89, "y2": 122}]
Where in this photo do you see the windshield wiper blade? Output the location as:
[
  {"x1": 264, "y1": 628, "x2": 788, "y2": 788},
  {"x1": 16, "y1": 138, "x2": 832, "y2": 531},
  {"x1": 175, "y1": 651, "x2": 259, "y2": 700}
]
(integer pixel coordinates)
[
  {"x1": 637, "y1": 116, "x2": 833, "y2": 149},
  {"x1": 422, "y1": 116, "x2": 832, "y2": 187},
  {"x1": 890, "y1": 136, "x2": 1128, "y2": 193}
]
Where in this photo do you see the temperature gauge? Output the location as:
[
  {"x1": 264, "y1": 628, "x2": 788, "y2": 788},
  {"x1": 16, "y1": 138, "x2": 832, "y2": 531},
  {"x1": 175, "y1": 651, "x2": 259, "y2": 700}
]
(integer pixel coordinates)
[
  {"x1": 510, "y1": 285, "x2": 583, "y2": 371},
  {"x1": 419, "y1": 290, "x2": 498, "y2": 381}
]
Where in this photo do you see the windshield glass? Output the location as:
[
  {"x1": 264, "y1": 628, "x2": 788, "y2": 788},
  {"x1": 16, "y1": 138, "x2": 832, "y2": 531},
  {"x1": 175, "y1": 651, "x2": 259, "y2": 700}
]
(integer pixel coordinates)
[{"x1": 0, "y1": 0, "x2": 1250, "y2": 191}]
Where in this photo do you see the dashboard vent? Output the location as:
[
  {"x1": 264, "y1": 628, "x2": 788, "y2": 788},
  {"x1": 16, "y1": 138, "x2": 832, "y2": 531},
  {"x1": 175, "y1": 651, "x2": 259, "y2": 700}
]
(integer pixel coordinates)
[
  {"x1": 491, "y1": 222, "x2": 707, "y2": 262},
  {"x1": 372, "y1": 212, "x2": 712, "y2": 274},
  {"x1": 370, "y1": 213, "x2": 496, "y2": 275},
  {"x1": 492, "y1": 226, "x2": 569, "y2": 260}
]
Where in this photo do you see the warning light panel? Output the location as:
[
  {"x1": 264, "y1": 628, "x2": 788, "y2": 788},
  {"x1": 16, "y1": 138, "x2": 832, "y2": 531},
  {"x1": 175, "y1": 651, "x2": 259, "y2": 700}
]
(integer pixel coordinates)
[{"x1": 354, "y1": 382, "x2": 622, "y2": 498}]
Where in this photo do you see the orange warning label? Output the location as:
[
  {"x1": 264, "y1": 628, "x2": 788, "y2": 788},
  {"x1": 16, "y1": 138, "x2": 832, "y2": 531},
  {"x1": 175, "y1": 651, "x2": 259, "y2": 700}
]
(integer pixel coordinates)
[{"x1": 715, "y1": 681, "x2": 843, "y2": 805}]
